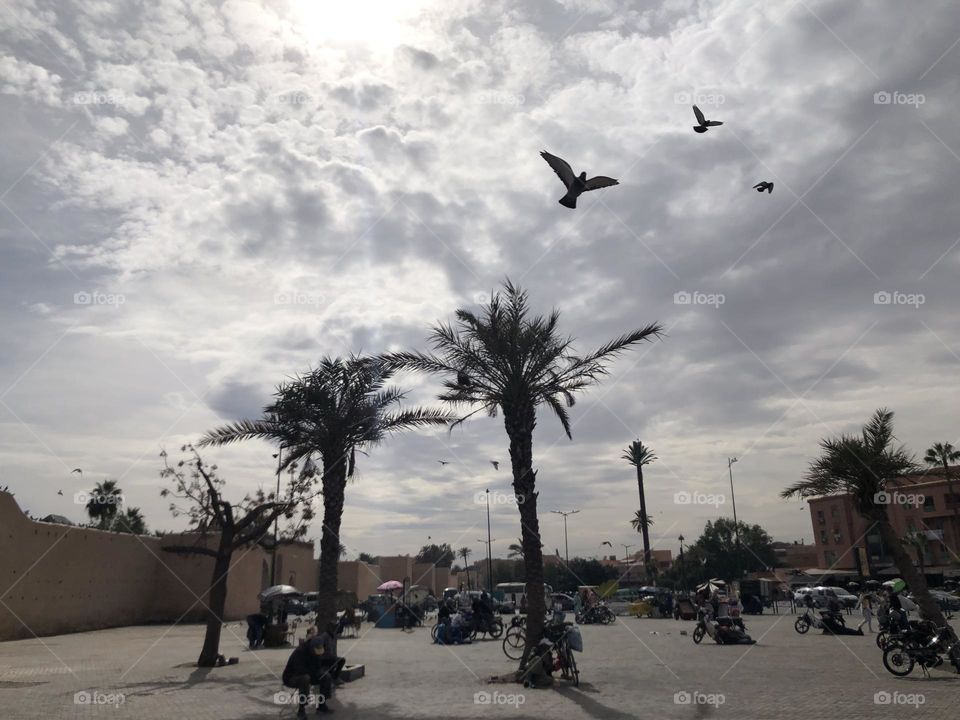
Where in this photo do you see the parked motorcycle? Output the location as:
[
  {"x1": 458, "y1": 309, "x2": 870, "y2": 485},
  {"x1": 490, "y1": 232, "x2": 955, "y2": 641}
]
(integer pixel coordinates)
[
  {"x1": 882, "y1": 624, "x2": 960, "y2": 677},
  {"x1": 576, "y1": 603, "x2": 615, "y2": 625},
  {"x1": 692, "y1": 606, "x2": 755, "y2": 645}
]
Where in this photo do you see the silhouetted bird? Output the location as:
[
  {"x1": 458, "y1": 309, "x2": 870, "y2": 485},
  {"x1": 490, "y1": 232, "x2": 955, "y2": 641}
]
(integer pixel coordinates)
[
  {"x1": 601, "y1": 541, "x2": 612, "y2": 547},
  {"x1": 456, "y1": 370, "x2": 472, "y2": 388},
  {"x1": 540, "y1": 151, "x2": 619, "y2": 209},
  {"x1": 753, "y1": 181, "x2": 774, "y2": 193},
  {"x1": 438, "y1": 460, "x2": 450, "y2": 466},
  {"x1": 490, "y1": 461, "x2": 499, "y2": 471},
  {"x1": 57, "y1": 490, "x2": 63, "y2": 496},
  {"x1": 692, "y1": 105, "x2": 723, "y2": 133}
]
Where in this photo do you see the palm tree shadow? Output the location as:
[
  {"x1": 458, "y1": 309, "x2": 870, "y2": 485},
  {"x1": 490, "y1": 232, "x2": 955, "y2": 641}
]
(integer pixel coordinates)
[{"x1": 553, "y1": 684, "x2": 638, "y2": 719}]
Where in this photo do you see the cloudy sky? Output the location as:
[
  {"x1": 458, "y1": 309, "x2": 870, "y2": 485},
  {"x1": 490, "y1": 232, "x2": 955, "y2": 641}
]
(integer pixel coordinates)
[{"x1": 1, "y1": 0, "x2": 958, "y2": 564}]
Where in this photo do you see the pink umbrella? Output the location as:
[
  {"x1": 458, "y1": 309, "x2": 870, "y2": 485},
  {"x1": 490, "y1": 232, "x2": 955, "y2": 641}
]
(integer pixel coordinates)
[{"x1": 377, "y1": 580, "x2": 404, "y2": 592}]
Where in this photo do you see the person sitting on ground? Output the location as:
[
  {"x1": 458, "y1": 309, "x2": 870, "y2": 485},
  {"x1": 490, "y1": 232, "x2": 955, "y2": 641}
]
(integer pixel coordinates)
[{"x1": 282, "y1": 637, "x2": 327, "y2": 717}]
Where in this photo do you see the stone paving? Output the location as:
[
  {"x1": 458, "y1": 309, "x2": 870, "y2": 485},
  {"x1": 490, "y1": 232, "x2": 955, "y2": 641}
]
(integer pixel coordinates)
[{"x1": 1, "y1": 611, "x2": 957, "y2": 719}]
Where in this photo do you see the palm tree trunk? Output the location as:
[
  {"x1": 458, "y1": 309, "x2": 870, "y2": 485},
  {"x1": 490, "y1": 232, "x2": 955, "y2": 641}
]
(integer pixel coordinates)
[
  {"x1": 197, "y1": 535, "x2": 233, "y2": 667},
  {"x1": 505, "y1": 406, "x2": 547, "y2": 680},
  {"x1": 871, "y1": 510, "x2": 945, "y2": 626},
  {"x1": 316, "y1": 452, "x2": 348, "y2": 628},
  {"x1": 636, "y1": 465, "x2": 651, "y2": 574}
]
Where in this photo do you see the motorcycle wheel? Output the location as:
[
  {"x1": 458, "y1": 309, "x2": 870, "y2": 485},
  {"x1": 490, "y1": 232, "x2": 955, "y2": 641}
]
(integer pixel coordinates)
[
  {"x1": 794, "y1": 617, "x2": 810, "y2": 634},
  {"x1": 883, "y1": 646, "x2": 915, "y2": 677},
  {"x1": 602, "y1": 609, "x2": 615, "y2": 625},
  {"x1": 876, "y1": 632, "x2": 887, "y2": 650},
  {"x1": 431, "y1": 623, "x2": 440, "y2": 643},
  {"x1": 692, "y1": 625, "x2": 705, "y2": 644},
  {"x1": 488, "y1": 618, "x2": 504, "y2": 639}
]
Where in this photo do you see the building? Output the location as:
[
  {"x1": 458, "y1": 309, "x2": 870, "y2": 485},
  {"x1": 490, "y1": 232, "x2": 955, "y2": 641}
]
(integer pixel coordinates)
[
  {"x1": 338, "y1": 556, "x2": 453, "y2": 600},
  {"x1": 771, "y1": 540, "x2": 819, "y2": 569},
  {"x1": 807, "y1": 467, "x2": 960, "y2": 580}
]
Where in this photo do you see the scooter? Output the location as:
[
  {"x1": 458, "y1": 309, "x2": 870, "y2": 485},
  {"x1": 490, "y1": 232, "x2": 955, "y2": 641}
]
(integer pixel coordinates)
[{"x1": 692, "y1": 606, "x2": 755, "y2": 645}]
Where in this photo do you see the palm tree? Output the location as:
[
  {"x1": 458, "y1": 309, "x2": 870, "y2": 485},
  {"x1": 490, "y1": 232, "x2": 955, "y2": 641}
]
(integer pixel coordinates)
[
  {"x1": 507, "y1": 539, "x2": 524, "y2": 559},
  {"x1": 458, "y1": 547, "x2": 473, "y2": 589},
  {"x1": 381, "y1": 280, "x2": 662, "y2": 673},
  {"x1": 781, "y1": 409, "x2": 945, "y2": 625},
  {"x1": 629, "y1": 508, "x2": 655, "y2": 533},
  {"x1": 902, "y1": 531, "x2": 929, "y2": 576},
  {"x1": 85, "y1": 480, "x2": 123, "y2": 529},
  {"x1": 924, "y1": 442, "x2": 960, "y2": 554},
  {"x1": 623, "y1": 440, "x2": 656, "y2": 570},
  {"x1": 199, "y1": 356, "x2": 452, "y2": 626},
  {"x1": 113, "y1": 506, "x2": 147, "y2": 534}
]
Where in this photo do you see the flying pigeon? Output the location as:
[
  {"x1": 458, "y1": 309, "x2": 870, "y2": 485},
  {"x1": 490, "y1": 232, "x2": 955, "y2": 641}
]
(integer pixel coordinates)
[
  {"x1": 753, "y1": 181, "x2": 774, "y2": 194},
  {"x1": 601, "y1": 541, "x2": 612, "y2": 547},
  {"x1": 57, "y1": 490, "x2": 63, "y2": 496},
  {"x1": 71, "y1": 468, "x2": 82, "y2": 474},
  {"x1": 456, "y1": 370, "x2": 472, "y2": 388},
  {"x1": 438, "y1": 460, "x2": 450, "y2": 466},
  {"x1": 692, "y1": 105, "x2": 723, "y2": 133},
  {"x1": 540, "y1": 151, "x2": 619, "y2": 209},
  {"x1": 490, "y1": 461, "x2": 499, "y2": 471}
]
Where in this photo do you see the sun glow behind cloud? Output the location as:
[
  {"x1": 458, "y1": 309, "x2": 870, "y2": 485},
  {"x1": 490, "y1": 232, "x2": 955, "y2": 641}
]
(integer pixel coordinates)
[{"x1": 288, "y1": 0, "x2": 431, "y2": 47}]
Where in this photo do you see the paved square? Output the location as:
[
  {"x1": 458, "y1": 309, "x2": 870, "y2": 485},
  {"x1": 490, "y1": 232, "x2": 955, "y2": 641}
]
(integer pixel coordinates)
[{"x1": 1, "y1": 612, "x2": 957, "y2": 719}]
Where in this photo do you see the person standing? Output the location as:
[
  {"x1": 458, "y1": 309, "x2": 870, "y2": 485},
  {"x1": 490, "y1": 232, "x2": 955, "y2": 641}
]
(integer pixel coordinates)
[{"x1": 856, "y1": 591, "x2": 874, "y2": 632}]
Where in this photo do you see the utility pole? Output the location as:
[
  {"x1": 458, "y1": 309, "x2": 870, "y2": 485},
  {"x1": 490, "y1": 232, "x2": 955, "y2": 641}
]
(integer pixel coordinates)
[
  {"x1": 270, "y1": 446, "x2": 283, "y2": 586},
  {"x1": 551, "y1": 509, "x2": 580, "y2": 566},
  {"x1": 728, "y1": 457, "x2": 740, "y2": 581},
  {"x1": 621, "y1": 543, "x2": 636, "y2": 562},
  {"x1": 678, "y1": 534, "x2": 685, "y2": 593},
  {"x1": 485, "y1": 489, "x2": 494, "y2": 595}
]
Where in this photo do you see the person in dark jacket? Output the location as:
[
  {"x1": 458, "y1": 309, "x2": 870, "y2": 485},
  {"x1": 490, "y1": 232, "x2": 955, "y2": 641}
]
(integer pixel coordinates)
[{"x1": 282, "y1": 639, "x2": 330, "y2": 716}]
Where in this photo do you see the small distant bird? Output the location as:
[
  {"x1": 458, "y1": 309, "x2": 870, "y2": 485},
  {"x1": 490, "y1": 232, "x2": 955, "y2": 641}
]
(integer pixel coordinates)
[
  {"x1": 692, "y1": 105, "x2": 723, "y2": 133},
  {"x1": 490, "y1": 461, "x2": 499, "y2": 471},
  {"x1": 57, "y1": 490, "x2": 63, "y2": 496},
  {"x1": 601, "y1": 541, "x2": 612, "y2": 547},
  {"x1": 71, "y1": 468, "x2": 82, "y2": 476},
  {"x1": 438, "y1": 460, "x2": 450, "y2": 466},
  {"x1": 753, "y1": 181, "x2": 774, "y2": 193},
  {"x1": 456, "y1": 370, "x2": 472, "y2": 388},
  {"x1": 540, "y1": 151, "x2": 619, "y2": 209}
]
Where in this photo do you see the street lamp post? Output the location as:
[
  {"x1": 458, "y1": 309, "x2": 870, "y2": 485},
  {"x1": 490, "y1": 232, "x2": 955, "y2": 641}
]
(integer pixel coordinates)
[
  {"x1": 620, "y1": 543, "x2": 636, "y2": 562},
  {"x1": 551, "y1": 509, "x2": 580, "y2": 566},
  {"x1": 678, "y1": 534, "x2": 685, "y2": 593},
  {"x1": 485, "y1": 489, "x2": 494, "y2": 595},
  {"x1": 270, "y1": 446, "x2": 283, "y2": 586},
  {"x1": 477, "y1": 538, "x2": 496, "y2": 592},
  {"x1": 728, "y1": 457, "x2": 741, "y2": 580}
]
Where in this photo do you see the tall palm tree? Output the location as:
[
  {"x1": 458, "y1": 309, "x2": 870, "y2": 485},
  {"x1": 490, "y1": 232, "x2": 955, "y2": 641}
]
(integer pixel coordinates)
[
  {"x1": 381, "y1": 280, "x2": 662, "y2": 673},
  {"x1": 629, "y1": 508, "x2": 655, "y2": 533},
  {"x1": 623, "y1": 440, "x2": 656, "y2": 571},
  {"x1": 458, "y1": 547, "x2": 473, "y2": 589},
  {"x1": 924, "y1": 442, "x2": 960, "y2": 554},
  {"x1": 781, "y1": 409, "x2": 945, "y2": 625},
  {"x1": 86, "y1": 480, "x2": 123, "y2": 529},
  {"x1": 113, "y1": 506, "x2": 147, "y2": 535},
  {"x1": 199, "y1": 356, "x2": 452, "y2": 626}
]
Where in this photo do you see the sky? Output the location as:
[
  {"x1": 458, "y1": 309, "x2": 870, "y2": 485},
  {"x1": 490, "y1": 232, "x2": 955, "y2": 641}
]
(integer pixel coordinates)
[{"x1": 1, "y1": 0, "x2": 958, "y2": 564}]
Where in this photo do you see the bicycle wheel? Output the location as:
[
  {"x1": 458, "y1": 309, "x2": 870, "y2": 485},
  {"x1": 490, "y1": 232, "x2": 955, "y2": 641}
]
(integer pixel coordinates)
[
  {"x1": 692, "y1": 625, "x2": 705, "y2": 644},
  {"x1": 502, "y1": 626, "x2": 525, "y2": 660},
  {"x1": 488, "y1": 618, "x2": 504, "y2": 639},
  {"x1": 882, "y1": 645, "x2": 915, "y2": 677},
  {"x1": 566, "y1": 647, "x2": 579, "y2": 686},
  {"x1": 794, "y1": 617, "x2": 810, "y2": 634}
]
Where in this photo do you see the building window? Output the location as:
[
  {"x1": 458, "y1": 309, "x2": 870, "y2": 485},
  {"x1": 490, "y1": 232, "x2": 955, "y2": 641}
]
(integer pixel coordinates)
[
  {"x1": 817, "y1": 510, "x2": 825, "y2": 525},
  {"x1": 824, "y1": 551, "x2": 837, "y2": 565},
  {"x1": 833, "y1": 531, "x2": 842, "y2": 544},
  {"x1": 923, "y1": 496, "x2": 936, "y2": 512},
  {"x1": 820, "y1": 530, "x2": 828, "y2": 544},
  {"x1": 831, "y1": 506, "x2": 838, "y2": 518}
]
